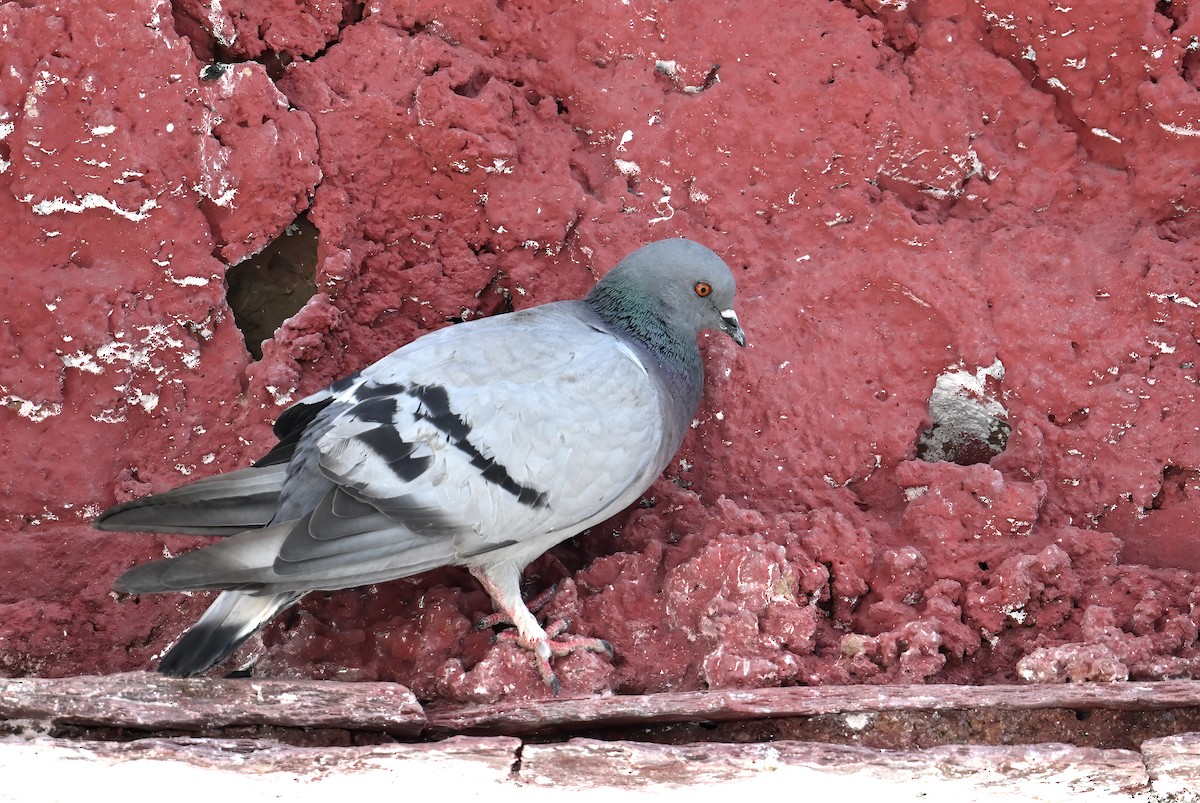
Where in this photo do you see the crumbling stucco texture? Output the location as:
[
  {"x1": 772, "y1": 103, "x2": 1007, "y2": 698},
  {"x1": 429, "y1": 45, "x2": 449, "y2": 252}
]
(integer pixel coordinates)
[{"x1": 1, "y1": 0, "x2": 1198, "y2": 703}]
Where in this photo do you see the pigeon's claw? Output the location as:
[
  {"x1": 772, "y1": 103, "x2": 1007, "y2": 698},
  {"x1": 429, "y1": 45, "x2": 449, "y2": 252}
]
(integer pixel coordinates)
[
  {"x1": 470, "y1": 569, "x2": 609, "y2": 694},
  {"x1": 542, "y1": 618, "x2": 614, "y2": 659},
  {"x1": 490, "y1": 618, "x2": 611, "y2": 695},
  {"x1": 486, "y1": 615, "x2": 561, "y2": 691},
  {"x1": 492, "y1": 616, "x2": 614, "y2": 658}
]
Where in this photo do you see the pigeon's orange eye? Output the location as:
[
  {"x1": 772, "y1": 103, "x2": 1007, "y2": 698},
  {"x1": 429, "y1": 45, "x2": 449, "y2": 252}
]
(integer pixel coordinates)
[{"x1": 694, "y1": 281, "x2": 712, "y2": 298}]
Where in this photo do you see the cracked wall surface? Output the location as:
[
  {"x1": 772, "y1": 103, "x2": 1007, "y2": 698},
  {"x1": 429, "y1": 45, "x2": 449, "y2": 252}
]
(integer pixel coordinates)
[{"x1": 0, "y1": 0, "x2": 1198, "y2": 703}]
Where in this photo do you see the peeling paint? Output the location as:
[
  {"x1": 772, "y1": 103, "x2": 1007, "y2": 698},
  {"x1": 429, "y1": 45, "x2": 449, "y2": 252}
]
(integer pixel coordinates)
[{"x1": 31, "y1": 193, "x2": 159, "y2": 222}]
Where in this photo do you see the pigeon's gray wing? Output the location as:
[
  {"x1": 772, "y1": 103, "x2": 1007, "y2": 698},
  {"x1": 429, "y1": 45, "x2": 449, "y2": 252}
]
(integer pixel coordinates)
[
  {"x1": 271, "y1": 303, "x2": 669, "y2": 583},
  {"x1": 117, "y1": 303, "x2": 670, "y2": 594}
]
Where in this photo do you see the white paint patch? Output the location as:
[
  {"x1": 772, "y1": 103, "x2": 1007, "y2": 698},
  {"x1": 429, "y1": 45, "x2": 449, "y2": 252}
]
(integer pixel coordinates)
[
  {"x1": 77, "y1": 322, "x2": 204, "y2": 422},
  {"x1": 1149, "y1": 291, "x2": 1198, "y2": 307},
  {"x1": 1158, "y1": 121, "x2": 1200, "y2": 137},
  {"x1": 132, "y1": 388, "x2": 160, "y2": 412},
  {"x1": 207, "y1": 0, "x2": 238, "y2": 47},
  {"x1": 205, "y1": 187, "x2": 237, "y2": 207},
  {"x1": 483, "y1": 158, "x2": 513, "y2": 174},
  {"x1": 60, "y1": 351, "x2": 104, "y2": 374},
  {"x1": 900, "y1": 287, "x2": 932, "y2": 308},
  {"x1": 96, "y1": 325, "x2": 186, "y2": 369},
  {"x1": 267, "y1": 385, "x2": 297, "y2": 406},
  {"x1": 614, "y1": 158, "x2": 640, "y2": 176},
  {"x1": 1147, "y1": 339, "x2": 1175, "y2": 354},
  {"x1": 842, "y1": 712, "x2": 874, "y2": 731},
  {"x1": 1004, "y1": 605, "x2": 1028, "y2": 624},
  {"x1": 24, "y1": 70, "x2": 68, "y2": 119},
  {"x1": 648, "y1": 182, "x2": 674, "y2": 224},
  {"x1": 1, "y1": 394, "x2": 63, "y2": 422},
  {"x1": 931, "y1": 359, "x2": 1006, "y2": 416},
  {"x1": 168, "y1": 273, "x2": 211, "y2": 287},
  {"x1": 31, "y1": 193, "x2": 158, "y2": 222}
]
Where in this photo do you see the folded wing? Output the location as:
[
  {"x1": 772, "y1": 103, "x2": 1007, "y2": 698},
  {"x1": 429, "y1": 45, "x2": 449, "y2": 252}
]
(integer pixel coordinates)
[{"x1": 111, "y1": 303, "x2": 667, "y2": 595}]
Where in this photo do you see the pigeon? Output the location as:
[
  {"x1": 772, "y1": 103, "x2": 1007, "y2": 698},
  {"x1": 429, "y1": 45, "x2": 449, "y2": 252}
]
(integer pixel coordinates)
[{"x1": 95, "y1": 237, "x2": 746, "y2": 690}]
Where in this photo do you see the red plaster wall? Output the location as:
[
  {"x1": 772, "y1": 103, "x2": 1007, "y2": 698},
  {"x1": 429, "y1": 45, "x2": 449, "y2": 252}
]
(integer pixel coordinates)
[{"x1": 1, "y1": 0, "x2": 1197, "y2": 701}]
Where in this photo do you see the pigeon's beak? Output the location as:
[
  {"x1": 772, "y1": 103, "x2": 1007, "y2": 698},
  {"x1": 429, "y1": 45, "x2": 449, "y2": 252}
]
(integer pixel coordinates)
[{"x1": 720, "y1": 309, "x2": 746, "y2": 347}]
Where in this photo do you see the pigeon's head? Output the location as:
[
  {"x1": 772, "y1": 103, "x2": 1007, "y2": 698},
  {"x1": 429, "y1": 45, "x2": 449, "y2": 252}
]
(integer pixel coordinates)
[{"x1": 588, "y1": 238, "x2": 746, "y2": 348}]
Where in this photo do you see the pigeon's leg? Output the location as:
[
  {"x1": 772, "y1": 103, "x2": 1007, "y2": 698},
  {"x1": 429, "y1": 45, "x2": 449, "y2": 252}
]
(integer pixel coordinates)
[
  {"x1": 469, "y1": 564, "x2": 612, "y2": 693},
  {"x1": 473, "y1": 583, "x2": 558, "y2": 631}
]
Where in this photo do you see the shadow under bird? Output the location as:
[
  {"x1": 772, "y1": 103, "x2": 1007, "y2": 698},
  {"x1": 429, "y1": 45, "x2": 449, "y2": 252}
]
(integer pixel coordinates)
[{"x1": 95, "y1": 238, "x2": 746, "y2": 691}]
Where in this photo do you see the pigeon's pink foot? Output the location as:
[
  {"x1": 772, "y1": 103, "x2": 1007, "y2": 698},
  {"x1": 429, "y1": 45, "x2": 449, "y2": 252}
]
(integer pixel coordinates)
[
  {"x1": 470, "y1": 577, "x2": 612, "y2": 694},
  {"x1": 489, "y1": 617, "x2": 614, "y2": 692}
]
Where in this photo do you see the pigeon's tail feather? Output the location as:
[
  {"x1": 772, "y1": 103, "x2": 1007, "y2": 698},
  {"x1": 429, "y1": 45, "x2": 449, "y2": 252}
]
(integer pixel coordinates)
[
  {"x1": 114, "y1": 523, "x2": 293, "y2": 594},
  {"x1": 93, "y1": 464, "x2": 288, "y2": 536},
  {"x1": 158, "y1": 590, "x2": 303, "y2": 677}
]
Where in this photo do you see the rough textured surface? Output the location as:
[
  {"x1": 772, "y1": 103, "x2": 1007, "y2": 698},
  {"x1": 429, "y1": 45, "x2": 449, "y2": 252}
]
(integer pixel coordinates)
[
  {"x1": 1, "y1": 0, "x2": 1199, "y2": 704},
  {"x1": 0, "y1": 673, "x2": 424, "y2": 736},
  {"x1": 0, "y1": 735, "x2": 522, "y2": 803},
  {"x1": 1141, "y1": 732, "x2": 1200, "y2": 796},
  {"x1": 4, "y1": 675, "x2": 1200, "y2": 751},
  {"x1": 518, "y1": 739, "x2": 1151, "y2": 798},
  {"x1": 423, "y1": 679, "x2": 1200, "y2": 738},
  {"x1": 4, "y1": 732, "x2": 1193, "y2": 802}
]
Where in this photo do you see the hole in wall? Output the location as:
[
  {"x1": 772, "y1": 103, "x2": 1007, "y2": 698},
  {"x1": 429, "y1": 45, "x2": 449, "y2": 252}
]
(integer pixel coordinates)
[{"x1": 225, "y1": 214, "x2": 319, "y2": 360}]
